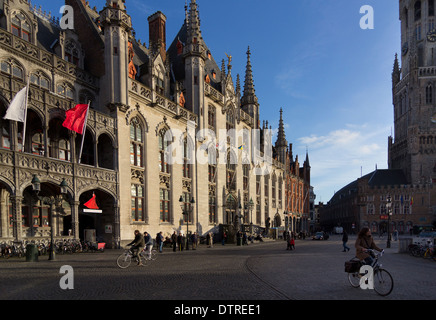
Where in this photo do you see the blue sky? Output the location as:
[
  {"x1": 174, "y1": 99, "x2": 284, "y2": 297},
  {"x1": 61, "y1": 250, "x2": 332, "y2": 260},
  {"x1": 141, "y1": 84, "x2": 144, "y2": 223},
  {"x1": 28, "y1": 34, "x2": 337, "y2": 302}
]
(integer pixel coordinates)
[{"x1": 35, "y1": 0, "x2": 400, "y2": 203}]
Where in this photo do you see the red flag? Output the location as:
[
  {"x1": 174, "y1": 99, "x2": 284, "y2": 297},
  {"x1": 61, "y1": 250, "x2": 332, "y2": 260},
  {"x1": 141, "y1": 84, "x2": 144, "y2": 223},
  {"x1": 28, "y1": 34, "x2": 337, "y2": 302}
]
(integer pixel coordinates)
[
  {"x1": 62, "y1": 104, "x2": 89, "y2": 134},
  {"x1": 84, "y1": 193, "x2": 99, "y2": 210}
]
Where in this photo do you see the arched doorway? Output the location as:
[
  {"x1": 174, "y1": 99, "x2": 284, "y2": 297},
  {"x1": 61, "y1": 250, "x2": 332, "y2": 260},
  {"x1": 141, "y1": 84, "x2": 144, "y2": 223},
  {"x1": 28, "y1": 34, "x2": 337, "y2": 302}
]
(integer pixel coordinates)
[{"x1": 78, "y1": 189, "x2": 116, "y2": 248}]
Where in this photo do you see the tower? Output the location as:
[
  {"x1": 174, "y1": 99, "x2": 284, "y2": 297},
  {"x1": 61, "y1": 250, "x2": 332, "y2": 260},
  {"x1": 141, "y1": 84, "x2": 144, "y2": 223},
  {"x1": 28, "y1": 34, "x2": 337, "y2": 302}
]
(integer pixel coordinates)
[
  {"x1": 99, "y1": 0, "x2": 132, "y2": 111},
  {"x1": 390, "y1": 0, "x2": 436, "y2": 183},
  {"x1": 241, "y1": 46, "x2": 259, "y2": 129},
  {"x1": 183, "y1": 0, "x2": 206, "y2": 116}
]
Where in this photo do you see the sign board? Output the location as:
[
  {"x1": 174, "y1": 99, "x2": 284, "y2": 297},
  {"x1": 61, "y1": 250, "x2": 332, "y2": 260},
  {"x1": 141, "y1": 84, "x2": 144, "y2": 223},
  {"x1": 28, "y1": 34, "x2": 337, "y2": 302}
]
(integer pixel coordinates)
[{"x1": 105, "y1": 225, "x2": 113, "y2": 234}]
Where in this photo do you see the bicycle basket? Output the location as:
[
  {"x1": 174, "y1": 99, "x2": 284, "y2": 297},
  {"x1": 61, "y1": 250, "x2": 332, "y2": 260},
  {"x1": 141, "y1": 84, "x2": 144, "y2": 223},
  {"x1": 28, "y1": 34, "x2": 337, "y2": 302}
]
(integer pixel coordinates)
[{"x1": 344, "y1": 259, "x2": 361, "y2": 273}]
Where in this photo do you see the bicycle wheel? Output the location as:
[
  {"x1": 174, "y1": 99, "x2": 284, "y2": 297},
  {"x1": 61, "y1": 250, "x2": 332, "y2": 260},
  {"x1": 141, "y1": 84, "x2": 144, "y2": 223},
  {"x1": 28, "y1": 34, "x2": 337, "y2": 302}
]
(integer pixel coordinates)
[
  {"x1": 348, "y1": 272, "x2": 361, "y2": 288},
  {"x1": 116, "y1": 253, "x2": 131, "y2": 269},
  {"x1": 373, "y1": 268, "x2": 394, "y2": 296}
]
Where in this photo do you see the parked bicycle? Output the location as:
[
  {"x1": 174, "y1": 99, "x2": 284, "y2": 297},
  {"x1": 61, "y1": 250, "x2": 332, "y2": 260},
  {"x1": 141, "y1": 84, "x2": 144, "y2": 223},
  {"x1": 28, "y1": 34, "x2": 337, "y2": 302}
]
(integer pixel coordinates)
[{"x1": 346, "y1": 249, "x2": 394, "y2": 296}]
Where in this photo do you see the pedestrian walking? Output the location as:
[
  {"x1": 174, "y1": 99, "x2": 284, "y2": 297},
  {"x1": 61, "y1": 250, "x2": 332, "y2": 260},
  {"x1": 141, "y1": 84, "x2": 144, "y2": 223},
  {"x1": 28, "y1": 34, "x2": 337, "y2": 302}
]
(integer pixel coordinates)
[
  {"x1": 290, "y1": 235, "x2": 295, "y2": 250},
  {"x1": 222, "y1": 231, "x2": 227, "y2": 245},
  {"x1": 171, "y1": 231, "x2": 177, "y2": 252},
  {"x1": 342, "y1": 230, "x2": 350, "y2": 252}
]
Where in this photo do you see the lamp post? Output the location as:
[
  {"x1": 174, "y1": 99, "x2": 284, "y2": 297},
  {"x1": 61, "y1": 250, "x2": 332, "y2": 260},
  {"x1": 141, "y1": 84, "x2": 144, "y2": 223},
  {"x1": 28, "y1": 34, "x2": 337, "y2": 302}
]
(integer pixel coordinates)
[
  {"x1": 248, "y1": 197, "x2": 254, "y2": 228},
  {"x1": 31, "y1": 175, "x2": 68, "y2": 261},
  {"x1": 386, "y1": 195, "x2": 392, "y2": 248},
  {"x1": 179, "y1": 195, "x2": 195, "y2": 250}
]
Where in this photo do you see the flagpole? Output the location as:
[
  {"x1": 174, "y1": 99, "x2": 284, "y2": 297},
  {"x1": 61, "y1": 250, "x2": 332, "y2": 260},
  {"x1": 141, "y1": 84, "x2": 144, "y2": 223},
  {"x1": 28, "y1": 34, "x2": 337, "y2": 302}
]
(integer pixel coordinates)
[
  {"x1": 21, "y1": 74, "x2": 30, "y2": 152},
  {"x1": 78, "y1": 101, "x2": 91, "y2": 164}
]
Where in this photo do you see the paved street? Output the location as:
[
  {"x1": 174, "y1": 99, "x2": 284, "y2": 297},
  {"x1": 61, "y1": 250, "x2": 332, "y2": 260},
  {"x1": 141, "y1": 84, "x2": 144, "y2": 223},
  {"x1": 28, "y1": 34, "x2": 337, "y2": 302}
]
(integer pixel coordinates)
[{"x1": 1, "y1": 235, "x2": 435, "y2": 302}]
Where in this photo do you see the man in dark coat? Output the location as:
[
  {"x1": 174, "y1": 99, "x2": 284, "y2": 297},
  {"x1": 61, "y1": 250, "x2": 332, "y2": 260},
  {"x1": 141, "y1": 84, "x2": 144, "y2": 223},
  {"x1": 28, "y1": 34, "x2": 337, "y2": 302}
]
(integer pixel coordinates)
[{"x1": 127, "y1": 230, "x2": 145, "y2": 260}]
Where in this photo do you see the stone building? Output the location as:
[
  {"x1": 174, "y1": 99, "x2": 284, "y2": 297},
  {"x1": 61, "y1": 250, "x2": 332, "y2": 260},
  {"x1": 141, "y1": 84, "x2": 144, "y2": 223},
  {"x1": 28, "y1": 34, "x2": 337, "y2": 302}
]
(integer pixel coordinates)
[{"x1": 0, "y1": 0, "x2": 311, "y2": 246}]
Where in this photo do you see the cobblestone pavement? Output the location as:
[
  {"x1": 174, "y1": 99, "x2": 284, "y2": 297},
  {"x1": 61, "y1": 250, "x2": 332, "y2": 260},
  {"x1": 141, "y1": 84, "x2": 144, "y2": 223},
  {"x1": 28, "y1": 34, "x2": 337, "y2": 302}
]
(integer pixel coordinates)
[{"x1": 0, "y1": 235, "x2": 435, "y2": 301}]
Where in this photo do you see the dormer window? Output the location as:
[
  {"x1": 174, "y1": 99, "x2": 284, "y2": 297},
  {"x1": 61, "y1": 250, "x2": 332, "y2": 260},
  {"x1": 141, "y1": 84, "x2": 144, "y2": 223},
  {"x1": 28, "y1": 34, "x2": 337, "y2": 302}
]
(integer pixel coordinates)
[
  {"x1": 65, "y1": 40, "x2": 80, "y2": 66},
  {"x1": 11, "y1": 12, "x2": 31, "y2": 42}
]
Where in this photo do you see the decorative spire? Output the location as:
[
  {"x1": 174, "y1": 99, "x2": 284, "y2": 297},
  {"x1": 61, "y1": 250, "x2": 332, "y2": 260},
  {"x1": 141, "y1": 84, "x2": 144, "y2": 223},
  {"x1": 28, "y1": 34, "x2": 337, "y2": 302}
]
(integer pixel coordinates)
[
  {"x1": 187, "y1": 0, "x2": 202, "y2": 43},
  {"x1": 275, "y1": 108, "x2": 288, "y2": 164},
  {"x1": 241, "y1": 46, "x2": 258, "y2": 106}
]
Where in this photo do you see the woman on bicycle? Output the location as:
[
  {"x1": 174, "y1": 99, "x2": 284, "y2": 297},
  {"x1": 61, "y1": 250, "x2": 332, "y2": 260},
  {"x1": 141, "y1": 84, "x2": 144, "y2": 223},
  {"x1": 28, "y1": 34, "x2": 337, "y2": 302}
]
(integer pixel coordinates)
[{"x1": 355, "y1": 227, "x2": 383, "y2": 266}]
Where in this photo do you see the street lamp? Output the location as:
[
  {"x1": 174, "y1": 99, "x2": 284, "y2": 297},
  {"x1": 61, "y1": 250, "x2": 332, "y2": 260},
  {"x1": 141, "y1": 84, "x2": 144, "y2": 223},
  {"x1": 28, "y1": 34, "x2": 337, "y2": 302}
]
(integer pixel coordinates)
[
  {"x1": 179, "y1": 195, "x2": 195, "y2": 250},
  {"x1": 31, "y1": 175, "x2": 68, "y2": 261},
  {"x1": 386, "y1": 195, "x2": 392, "y2": 248}
]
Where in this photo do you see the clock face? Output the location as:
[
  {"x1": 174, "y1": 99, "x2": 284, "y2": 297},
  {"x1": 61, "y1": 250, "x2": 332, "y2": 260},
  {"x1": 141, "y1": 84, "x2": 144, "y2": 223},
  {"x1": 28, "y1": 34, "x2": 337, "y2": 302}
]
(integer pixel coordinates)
[
  {"x1": 428, "y1": 30, "x2": 436, "y2": 42},
  {"x1": 431, "y1": 114, "x2": 436, "y2": 124}
]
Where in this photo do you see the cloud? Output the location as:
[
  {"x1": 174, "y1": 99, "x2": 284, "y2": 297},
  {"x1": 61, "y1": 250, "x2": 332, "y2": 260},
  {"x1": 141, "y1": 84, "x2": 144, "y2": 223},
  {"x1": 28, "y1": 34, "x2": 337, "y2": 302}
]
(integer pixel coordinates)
[{"x1": 297, "y1": 123, "x2": 389, "y2": 202}]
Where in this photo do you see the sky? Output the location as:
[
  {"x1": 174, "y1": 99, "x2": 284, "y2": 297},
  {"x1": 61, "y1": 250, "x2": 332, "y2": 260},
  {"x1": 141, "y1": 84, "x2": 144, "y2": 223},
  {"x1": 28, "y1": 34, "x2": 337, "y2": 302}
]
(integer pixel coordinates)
[{"x1": 34, "y1": 0, "x2": 401, "y2": 204}]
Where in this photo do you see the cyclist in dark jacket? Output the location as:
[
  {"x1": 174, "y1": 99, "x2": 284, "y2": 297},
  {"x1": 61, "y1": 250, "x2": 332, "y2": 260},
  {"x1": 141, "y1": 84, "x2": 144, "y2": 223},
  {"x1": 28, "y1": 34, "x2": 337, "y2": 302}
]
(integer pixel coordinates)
[{"x1": 127, "y1": 230, "x2": 145, "y2": 260}]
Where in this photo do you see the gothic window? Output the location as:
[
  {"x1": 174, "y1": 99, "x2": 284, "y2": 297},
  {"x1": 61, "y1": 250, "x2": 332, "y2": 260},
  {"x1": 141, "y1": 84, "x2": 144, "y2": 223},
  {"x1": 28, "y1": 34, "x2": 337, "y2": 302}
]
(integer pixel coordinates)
[
  {"x1": 208, "y1": 149, "x2": 216, "y2": 183},
  {"x1": 0, "y1": 59, "x2": 24, "y2": 79},
  {"x1": 57, "y1": 82, "x2": 74, "y2": 100},
  {"x1": 208, "y1": 105, "x2": 216, "y2": 130},
  {"x1": 31, "y1": 132, "x2": 44, "y2": 155},
  {"x1": 65, "y1": 40, "x2": 80, "y2": 66},
  {"x1": 180, "y1": 192, "x2": 193, "y2": 223},
  {"x1": 32, "y1": 199, "x2": 51, "y2": 228},
  {"x1": 226, "y1": 109, "x2": 235, "y2": 131},
  {"x1": 243, "y1": 164, "x2": 250, "y2": 190},
  {"x1": 278, "y1": 176, "x2": 283, "y2": 208},
  {"x1": 430, "y1": 0, "x2": 435, "y2": 17},
  {"x1": 48, "y1": 118, "x2": 70, "y2": 161},
  {"x1": 0, "y1": 103, "x2": 10, "y2": 149},
  {"x1": 415, "y1": 1, "x2": 422, "y2": 21},
  {"x1": 11, "y1": 12, "x2": 31, "y2": 42},
  {"x1": 226, "y1": 151, "x2": 236, "y2": 191},
  {"x1": 182, "y1": 138, "x2": 192, "y2": 179},
  {"x1": 415, "y1": 23, "x2": 422, "y2": 40},
  {"x1": 30, "y1": 71, "x2": 50, "y2": 90},
  {"x1": 272, "y1": 173, "x2": 277, "y2": 207},
  {"x1": 130, "y1": 118, "x2": 143, "y2": 167},
  {"x1": 159, "y1": 188, "x2": 170, "y2": 222},
  {"x1": 209, "y1": 193, "x2": 216, "y2": 224},
  {"x1": 158, "y1": 129, "x2": 170, "y2": 174},
  {"x1": 426, "y1": 84, "x2": 433, "y2": 104},
  {"x1": 131, "y1": 184, "x2": 145, "y2": 222}
]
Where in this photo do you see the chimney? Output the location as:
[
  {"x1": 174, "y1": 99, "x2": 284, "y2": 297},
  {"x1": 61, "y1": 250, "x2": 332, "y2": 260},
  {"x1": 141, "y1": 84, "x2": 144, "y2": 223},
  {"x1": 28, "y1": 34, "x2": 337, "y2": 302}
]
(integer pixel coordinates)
[{"x1": 148, "y1": 11, "x2": 167, "y2": 61}]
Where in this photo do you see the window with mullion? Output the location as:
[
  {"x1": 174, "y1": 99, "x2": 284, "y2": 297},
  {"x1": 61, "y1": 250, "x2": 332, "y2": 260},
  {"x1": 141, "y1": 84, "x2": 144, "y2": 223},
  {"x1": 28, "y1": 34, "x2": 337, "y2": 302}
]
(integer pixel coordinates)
[
  {"x1": 160, "y1": 188, "x2": 171, "y2": 222},
  {"x1": 131, "y1": 184, "x2": 145, "y2": 222},
  {"x1": 130, "y1": 118, "x2": 143, "y2": 167}
]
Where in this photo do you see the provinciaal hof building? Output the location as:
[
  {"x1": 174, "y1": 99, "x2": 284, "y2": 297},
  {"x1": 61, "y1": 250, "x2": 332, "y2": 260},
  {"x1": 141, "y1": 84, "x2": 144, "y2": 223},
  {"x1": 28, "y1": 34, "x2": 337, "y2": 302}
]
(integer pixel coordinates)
[{"x1": 0, "y1": 0, "x2": 311, "y2": 247}]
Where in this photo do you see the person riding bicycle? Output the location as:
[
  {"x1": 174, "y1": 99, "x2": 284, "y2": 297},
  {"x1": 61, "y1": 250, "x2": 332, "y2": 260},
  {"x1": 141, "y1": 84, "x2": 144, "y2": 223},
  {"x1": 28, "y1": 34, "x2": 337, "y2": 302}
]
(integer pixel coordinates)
[
  {"x1": 355, "y1": 227, "x2": 383, "y2": 266},
  {"x1": 143, "y1": 231, "x2": 153, "y2": 259},
  {"x1": 127, "y1": 230, "x2": 145, "y2": 263}
]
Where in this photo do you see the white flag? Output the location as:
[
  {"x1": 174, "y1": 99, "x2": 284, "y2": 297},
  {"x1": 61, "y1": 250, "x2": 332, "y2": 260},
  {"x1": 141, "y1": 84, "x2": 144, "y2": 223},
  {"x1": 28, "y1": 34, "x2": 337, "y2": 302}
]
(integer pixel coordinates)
[{"x1": 3, "y1": 86, "x2": 28, "y2": 122}]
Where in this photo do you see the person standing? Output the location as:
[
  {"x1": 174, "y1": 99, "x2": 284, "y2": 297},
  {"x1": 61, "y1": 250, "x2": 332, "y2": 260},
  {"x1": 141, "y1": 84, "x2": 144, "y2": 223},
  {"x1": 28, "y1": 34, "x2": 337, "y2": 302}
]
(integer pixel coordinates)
[
  {"x1": 156, "y1": 231, "x2": 164, "y2": 253},
  {"x1": 222, "y1": 231, "x2": 227, "y2": 245},
  {"x1": 171, "y1": 231, "x2": 177, "y2": 252},
  {"x1": 191, "y1": 232, "x2": 198, "y2": 250},
  {"x1": 342, "y1": 230, "x2": 350, "y2": 252}
]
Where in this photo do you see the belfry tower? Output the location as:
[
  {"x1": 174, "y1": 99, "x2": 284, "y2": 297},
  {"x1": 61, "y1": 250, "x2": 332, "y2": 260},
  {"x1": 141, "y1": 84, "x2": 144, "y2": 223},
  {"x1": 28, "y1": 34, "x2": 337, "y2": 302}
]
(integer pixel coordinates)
[{"x1": 390, "y1": 0, "x2": 436, "y2": 183}]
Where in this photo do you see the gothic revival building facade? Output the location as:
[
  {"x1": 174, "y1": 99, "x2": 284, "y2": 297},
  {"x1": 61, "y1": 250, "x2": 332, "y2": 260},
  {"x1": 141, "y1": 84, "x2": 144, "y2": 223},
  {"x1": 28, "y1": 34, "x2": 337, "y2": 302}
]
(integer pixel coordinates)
[{"x1": 0, "y1": 0, "x2": 310, "y2": 247}]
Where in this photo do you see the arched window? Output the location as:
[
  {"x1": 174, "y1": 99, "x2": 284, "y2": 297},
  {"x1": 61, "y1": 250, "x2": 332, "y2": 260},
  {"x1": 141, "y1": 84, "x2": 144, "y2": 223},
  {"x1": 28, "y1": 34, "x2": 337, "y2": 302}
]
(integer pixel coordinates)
[
  {"x1": 415, "y1": 1, "x2": 422, "y2": 21},
  {"x1": 0, "y1": 102, "x2": 10, "y2": 149},
  {"x1": 130, "y1": 118, "x2": 143, "y2": 167},
  {"x1": 57, "y1": 82, "x2": 74, "y2": 100},
  {"x1": 31, "y1": 132, "x2": 44, "y2": 155},
  {"x1": 158, "y1": 129, "x2": 170, "y2": 173},
  {"x1": 426, "y1": 84, "x2": 433, "y2": 104},
  {"x1": 11, "y1": 12, "x2": 31, "y2": 42},
  {"x1": 48, "y1": 118, "x2": 70, "y2": 161},
  {"x1": 0, "y1": 59, "x2": 24, "y2": 79},
  {"x1": 30, "y1": 71, "x2": 50, "y2": 90}
]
